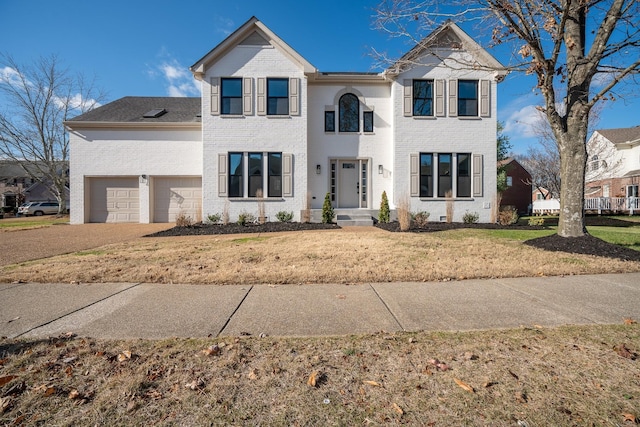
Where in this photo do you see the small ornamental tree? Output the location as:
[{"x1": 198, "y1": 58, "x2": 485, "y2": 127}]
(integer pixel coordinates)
[
  {"x1": 379, "y1": 191, "x2": 390, "y2": 223},
  {"x1": 322, "y1": 192, "x2": 334, "y2": 224}
]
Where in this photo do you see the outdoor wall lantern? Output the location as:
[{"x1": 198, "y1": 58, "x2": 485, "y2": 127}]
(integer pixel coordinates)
[
  {"x1": 316, "y1": 164, "x2": 321, "y2": 174},
  {"x1": 378, "y1": 164, "x2": 383, "y2": 174}
]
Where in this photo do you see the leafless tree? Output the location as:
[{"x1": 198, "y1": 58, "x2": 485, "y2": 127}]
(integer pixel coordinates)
[
  {"x1": 518, "y1": 137, "x2": 561, "y2": 199},
  {"x1": 0, "y1": 54, "x2": 105, "y2": 214},
  {"x1": 374, "y1": 0, "x2": 640, "y2": 237}
]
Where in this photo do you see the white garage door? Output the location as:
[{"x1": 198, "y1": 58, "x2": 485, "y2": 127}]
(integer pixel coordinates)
[
  {"x1": 153, "y1": 177, "x2": 202, "y2": 223},
  {"x1": 89, "y1": 177, "x2": 140, "y2": 223}
]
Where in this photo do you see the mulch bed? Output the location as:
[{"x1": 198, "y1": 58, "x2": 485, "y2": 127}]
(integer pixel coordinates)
[
  {"x1": 146, "y1": 216, "x2": 640, "y2": 262},
  {"x1": 147, "y1": 222, "x2": 340, "y2": 237}
]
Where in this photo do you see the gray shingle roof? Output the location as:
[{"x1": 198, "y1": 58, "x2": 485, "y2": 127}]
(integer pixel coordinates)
[
  {"x1": 597, "y1": 126, "x2": 640, "y2": 145},
  {"x1": 67, "y1": 97, "x2": 201, "y2": 124}
]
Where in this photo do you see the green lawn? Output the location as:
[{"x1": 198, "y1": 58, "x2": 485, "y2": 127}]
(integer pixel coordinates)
[
  {"x1": 588, "y1": 225, "x2": 640, "y2": 251},
  {"x1": 0, "y1": 216, "x2": 69, "y2": 230}
]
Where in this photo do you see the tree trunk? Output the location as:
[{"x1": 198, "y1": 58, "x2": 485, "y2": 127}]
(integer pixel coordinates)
[{"x1": 556, "y1": 120, "x2": 588, "y2": 237}]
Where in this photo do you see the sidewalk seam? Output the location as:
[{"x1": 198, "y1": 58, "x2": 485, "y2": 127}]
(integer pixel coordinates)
[
  {"x1": 369, "y1": 284, "x2": 405, "y2": 332},
  {"x1": 216, "y1": 285, "x2": 253, "y2": 337},
  {"x1": 13, "y1": 282, "x2": 142, "y2": 339}
]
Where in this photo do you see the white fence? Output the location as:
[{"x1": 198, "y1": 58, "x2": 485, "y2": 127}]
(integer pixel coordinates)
[
  {"x1": 533, "y1": 197, "x2": 638, "y2": 215},
  {"x1": 532, "y1": 199, "x2": 560, "y2": 215},
  {"x1": 584, "y1": 197, "x2": 638, "y2": 215}
]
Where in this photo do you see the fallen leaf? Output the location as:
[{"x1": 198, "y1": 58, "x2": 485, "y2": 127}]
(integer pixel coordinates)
[
  {"x1": 6, "y1": 317, "x2": 20, "y2": 323},
  {"x1": 614, "y1": 343, "x2": 636, "y2": 360},
  {"x1": 0, "y1": 376, "x2": 17, "y2": 387},
  {"x1": 622, "y1": 413, "x2": 636, "y2": 423},
  {"x1": 453, "y1": 378, "x2": 475, "y2": 393},
  {"x1": 515, "y1": 390, "x2": 528, "y2": 403},
  {"x1": 202, "y1": 344, "x2": 220, "y2": 356},
  {"x1": 392, "y1": 402, "x2": 404, "y2": 415},
  {"x1": 117, "y1": 350, "x2": 132, "y2": 362},
  {"x1": 624, "y1": 318, "x2": 637, "y2": 325},
  {"x1": 336, "y1": 294, "x2": 346, "y2": 299},
  {"x1": 307, "y1": 371, "x2": 319, "y2": 387},
  {"x1": 483, "y1": 381, "x2": 498, "y2": 388},
  {"x1": 363, "y1": 380, "x2": 381, "y2": 387},
  {"x1": 44, "y1": 386, "x2": 56, "y2": 396},
  {"x1": 68, "y1": 390, "x2": 80, "y2": 400},
  {"x1": 247, "y1": 369, "x2": 258, "y2": 380}
]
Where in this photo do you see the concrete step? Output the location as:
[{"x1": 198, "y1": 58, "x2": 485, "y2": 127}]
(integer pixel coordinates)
[{"x1": 336, "y1": 214, "x2": 374, "y2": 227}]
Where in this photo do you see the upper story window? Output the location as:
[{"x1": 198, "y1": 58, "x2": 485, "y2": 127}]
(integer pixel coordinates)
[
  {"x1": 221, "y1": 78, "x2": 242, "y2": 115},
  {"x1": 363, "y1": 111, "x2": 374, "y2": 133},
  {"x1": 267, "y1": 78, "x2": 289, "y2": 115},
  {"x1": 413, "y1": 80, "x2": 433, "y2": 116},
  {"x1": 339, "y1": 93, "x2": 359, "y2": 132},
  {"x1": 458, "y1": 80, "x2": 478, "y2": 116},
  {"x1": 325, "y1": 111, "x2": 335, "y2": 132}
]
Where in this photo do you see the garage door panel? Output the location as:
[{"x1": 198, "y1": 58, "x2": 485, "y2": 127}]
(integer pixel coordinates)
[
  {"x1": 89, "y1": 178, "x2": 140, "y2": 223},
  {"x1": 154, "y1": 177, "x2": 202, "y2": 223}
]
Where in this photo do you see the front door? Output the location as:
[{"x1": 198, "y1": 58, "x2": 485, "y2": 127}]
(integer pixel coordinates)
[
  {"x1": 332, "y1": 159, "x2": 369, "y2": 208},
  {"x1": 338, "y1": 161, "x2": 359, "y2": 208}
]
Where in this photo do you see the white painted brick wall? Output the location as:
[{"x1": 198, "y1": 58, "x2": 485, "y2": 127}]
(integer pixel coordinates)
[
  {"x1": 392, "y1": 53, "x2": 499, "y2": 223},
  {"x1": 201, "y1": 45, "x2": 308, "y2": 222},
  {"x1": 69, "y1": 128, "x2": 201, "y2": 224}
]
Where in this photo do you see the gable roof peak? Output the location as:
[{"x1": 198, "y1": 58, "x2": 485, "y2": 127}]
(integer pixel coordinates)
[
  {"x1": 190, "y1": 16, "x2": 316, "y2": 78},
  {"x1": 386, "y1": 20, "x2": 506, "y2": 79}
]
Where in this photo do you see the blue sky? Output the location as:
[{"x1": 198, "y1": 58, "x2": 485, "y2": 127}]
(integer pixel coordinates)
[{"x1": 1, "y1": 0, "x2": 637, "y2": 155}]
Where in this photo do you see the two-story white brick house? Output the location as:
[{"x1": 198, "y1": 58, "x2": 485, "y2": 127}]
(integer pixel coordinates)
[{"x1": 66, "y1": 17, "x2": 505, "y2": 224}]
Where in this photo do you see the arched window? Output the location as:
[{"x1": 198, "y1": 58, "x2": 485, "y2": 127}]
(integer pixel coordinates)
[{"x1": 339, "y1": 93, "x2": 359, "y2": 132}]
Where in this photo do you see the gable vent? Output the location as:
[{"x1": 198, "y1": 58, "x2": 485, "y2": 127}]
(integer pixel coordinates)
[
  {"x1": 143, "y1": 108, "x2": 167, "y2": 118},
  {"x1": 239, "y1": 31, "x2": 270, "y2": 46}
]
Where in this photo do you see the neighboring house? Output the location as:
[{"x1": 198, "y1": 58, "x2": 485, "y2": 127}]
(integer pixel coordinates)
[
  {"x1": 1, "y1": 160, "x2": 37, "y2": 210},
  {"x1": 497, "y1": 158, "x2": 532, "y2": 215},
  {"x1": 532, "y1": 187, "x2": 553, "y2": 202},
  {"x1": 65, "y1": 17, "x2": 505, "y2": 224},
  {"x1": 585, "y1": 126, "x2": 640, "y2": 199},
  {"x1": 0, "y1": 160, "x2": 70, "y2": 211}
]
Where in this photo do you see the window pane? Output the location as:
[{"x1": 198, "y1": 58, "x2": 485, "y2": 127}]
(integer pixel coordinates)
[
  {"x1": 325, "y1": 111, "x2": 335, "y2": 132},
  {"x1": 420, "y1": 153, "x2": 433, "y2": 198},
  {"x1": 413, "y1": 80, "x2": 433, "y2": 116},
  {"x1": 268, "y1": 98, "x2": 289, "y2": 115},
  {"x1": 221, "y1": 78, "x2": 242, "y2": 115},
  {"x1": 438, "y1": 153, "x2": 452, "y2": 197},
  {"x1": 363, "y1": 111, "x2": 373, "y2": 132},
  {"x1": 457, "y1": 153, "x2": 471, "y2": 197},
  {"x1": 221, "y1": 78, "x2": 242, "y2": 96},
  {"x1": 229, "y1": 153, "x2": 243, "y2": 197},
  {"x1": 267, "y1": 78, "x2": 288, "y2": 115},
  {"x1": 458, "y1": 80, "x2": 478, "y2": 116},
  {"x1": 268, "y1": 153, "x2": 282, "y2": 197},
  {"x1": 339, "y1": 93, "x2": 359, "y2": 132},
  {"x1": 248, "y1": 153, "x2": 263, "y2": 197}
]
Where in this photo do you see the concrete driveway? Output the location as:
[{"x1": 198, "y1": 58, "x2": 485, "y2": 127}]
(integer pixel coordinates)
[{"x1": 0, "y1": 221, "x2": 172, "y2": 266}]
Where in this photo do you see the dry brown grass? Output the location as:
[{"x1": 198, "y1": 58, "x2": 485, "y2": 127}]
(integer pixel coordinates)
[
  {"x1": 2, "y1": 228, "x2": 640, "y2": 284},
  {"x1": 1, "y1": 324, "x2": 639, "y2": 425}
]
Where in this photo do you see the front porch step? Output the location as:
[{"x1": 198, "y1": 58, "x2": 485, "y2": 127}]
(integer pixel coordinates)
[{"x1": 336, "y1": 214, "x2": 374, "y2": 227}]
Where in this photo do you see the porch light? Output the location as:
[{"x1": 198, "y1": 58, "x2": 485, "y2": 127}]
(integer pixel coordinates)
[
  {"x1": 316, "y1": 164, "x2": 321, "y2": 174},
  {"x1": 378, "y1": 165, "x2": 383, "y2": 174}
]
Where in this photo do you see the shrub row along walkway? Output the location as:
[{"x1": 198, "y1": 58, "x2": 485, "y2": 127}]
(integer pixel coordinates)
[{"x1": 2, "y1": 273, "x2": 638, "y2": 339}]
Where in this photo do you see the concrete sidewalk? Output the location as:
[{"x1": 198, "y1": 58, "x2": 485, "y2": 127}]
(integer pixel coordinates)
[{"x1": 2, "y1": 272, "x2": 639, "y2": 340}]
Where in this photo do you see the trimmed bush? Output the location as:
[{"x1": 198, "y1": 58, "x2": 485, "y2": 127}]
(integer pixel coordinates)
[
  {"x1": 276, "y1": 211, "x2": 294, "y2": 222},
  {"x1": 462, "y1": 211, "x2": 480, "y2": 224},
  {"x1": 206, "y1": 213, "x2": 221, "y2": 224},
  {"x1": 378, "y1": 191, "x2": 390, "y2": 223},
  {"x1": 497, "y1": 207, "x2": 519, "y2": 225},
  {"x1": 237, "y1": 211, "x2": 256, "y2": 226},
  {"x1": 322, "y1": 192, "x2": 334, "y2": 224},
  {"x1": 411, "y1": 211, "x2": 430, "y2": 227},
  {"x1": 528, "y1": 217, "x2": 545, "y2": 226}
]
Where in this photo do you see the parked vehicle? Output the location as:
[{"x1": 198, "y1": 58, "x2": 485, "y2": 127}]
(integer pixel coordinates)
[{"x1": 17, "y1": 201, "x2": 60, "y2": 216}]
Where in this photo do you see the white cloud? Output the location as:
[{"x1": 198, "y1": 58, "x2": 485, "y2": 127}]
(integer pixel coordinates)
[
  {"x1": 149, "y1": 56, "x2": 201, "y2": 97},
  {"x1": 503, "y1": 104, "x2": 546, "y2": 138},
  {"x1": 0, "y1": 66, "x2": 24, "y2": 86}
]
